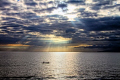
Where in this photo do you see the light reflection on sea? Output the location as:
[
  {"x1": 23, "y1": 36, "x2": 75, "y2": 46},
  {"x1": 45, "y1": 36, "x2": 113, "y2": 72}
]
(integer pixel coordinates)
[{"x1": 0, "y1": 52, "x2": 120, "y2": 80}]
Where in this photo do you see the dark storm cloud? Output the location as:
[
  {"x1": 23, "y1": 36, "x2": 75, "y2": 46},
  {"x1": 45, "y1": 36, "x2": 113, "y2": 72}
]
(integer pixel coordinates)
[
  {"x1": 65, "y1": 28, "x2": 76, "y2": 33},
  {"x1": 33, "y1": 7, "x2": 56, "y2": 13},
  {"x1": 102, "y1": 4, "x2": 120, "y2": 9},
  {"x1": 24, "y1": 0, "x2": 37, "y2": 6},
  {"x1": 1, "y1": 22, "x2": 23, "y2": 28},
  {"x1": 23, "y1": 26, "x2": 53, "y2": 34},
  {"x1": 94, "y1": 0, "x2": 110, "y2": 6},
  {"x1": 0, "y1": 0, "x2": 11, "y2": 7},
  {"x1": 25, "y1": 2, "x2": 37, "y2": 6},
  {"x1": 80, "y1": 12, "x2": 98, "y2": 17},
  {"x1": 58, "y1": 3, "x2": 67, "y2": 8},
  {"x1": 81, "y1": 17, "x2": 120, "y2": 31},
  {"x1": 0, "y1": 0, "x2": 120, "y2": 51},
  {"x1": 67, "y1": 0, "x2": 84, "y2": 4},
  {"x1": 0, "y1": 36, "x2": 20, "y2": 44},
  {"x1": 84, "y1": 41, "x2": 120, "y2": 52}
]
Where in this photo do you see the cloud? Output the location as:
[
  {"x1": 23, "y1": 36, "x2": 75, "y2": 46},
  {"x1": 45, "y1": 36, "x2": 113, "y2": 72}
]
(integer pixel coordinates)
[
  {"x1": 0, "y1": 0, "x2": 120, "y2": 51},
  {"x1": 24, "y1": 0, "x2": 37, "y2": 6},
  {"x1": 0, "y1": 0, "x2": 11, "y2": 7}
]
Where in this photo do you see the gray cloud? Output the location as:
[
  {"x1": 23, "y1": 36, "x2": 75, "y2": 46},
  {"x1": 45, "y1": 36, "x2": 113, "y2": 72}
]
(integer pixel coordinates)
[{"x1": 0, "y1": 0, "x2": 120, "y2": 51}]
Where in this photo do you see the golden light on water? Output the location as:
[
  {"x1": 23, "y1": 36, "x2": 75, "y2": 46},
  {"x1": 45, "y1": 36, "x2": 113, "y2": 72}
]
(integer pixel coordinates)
[
  {"x1": 47, "y1": 52, "x2": 79, "y2": 79},
  {"x1": 52, "y1": 52, "x2": 68, "y2": 54}
]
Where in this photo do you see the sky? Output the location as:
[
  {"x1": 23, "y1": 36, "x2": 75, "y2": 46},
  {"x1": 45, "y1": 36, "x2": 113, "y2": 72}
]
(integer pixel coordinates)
[{"x1": 0, "y1": 0, "x2": 120, "y2": 52}]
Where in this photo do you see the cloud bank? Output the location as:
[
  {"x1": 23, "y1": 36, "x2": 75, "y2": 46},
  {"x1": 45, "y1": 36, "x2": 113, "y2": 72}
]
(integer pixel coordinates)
[{"x1": 0, "y1": 0, "x2": 120, "y2": 51}]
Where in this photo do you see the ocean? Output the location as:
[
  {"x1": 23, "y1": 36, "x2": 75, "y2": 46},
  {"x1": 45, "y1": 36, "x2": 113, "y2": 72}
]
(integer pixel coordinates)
[{"x1": 0, "y1": 52, "x2": 120, "y2": 80}]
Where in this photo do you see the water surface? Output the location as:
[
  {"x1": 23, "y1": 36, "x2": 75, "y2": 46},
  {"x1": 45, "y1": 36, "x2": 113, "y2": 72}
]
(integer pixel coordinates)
[{"x1": 0, "y1": 52, "x2": 120, "y2": 80}]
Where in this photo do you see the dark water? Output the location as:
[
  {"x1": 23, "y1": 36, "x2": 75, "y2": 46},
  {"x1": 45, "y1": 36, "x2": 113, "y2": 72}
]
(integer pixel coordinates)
[{"x1": 0, "y1": 52, "x2": 120, "y2": 80}]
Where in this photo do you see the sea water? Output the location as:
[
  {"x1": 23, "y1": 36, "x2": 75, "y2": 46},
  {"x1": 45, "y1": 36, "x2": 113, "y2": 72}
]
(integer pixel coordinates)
[{"x1": 0, "y1": 52, "x2": 120, "y2": 80}]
